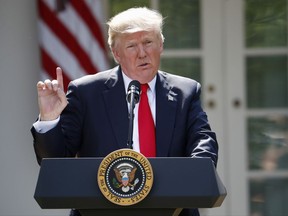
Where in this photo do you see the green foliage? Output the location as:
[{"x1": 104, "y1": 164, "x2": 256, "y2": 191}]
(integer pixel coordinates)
[
  {"x1": 160, "y1": 0, "x2": 200, "y2": 49},
  {"x1": 109, "y1": 0, "x2": 150, "y2": 17},
  {"x1": 246, "y1": 56, "x2": 288, "y2": 108},
  {"x1": 245, "y1": 0, "x2": 287, "y2": 47},
  {"x1": 160, "y1": 58, "x2": 201, "y2": 82}
]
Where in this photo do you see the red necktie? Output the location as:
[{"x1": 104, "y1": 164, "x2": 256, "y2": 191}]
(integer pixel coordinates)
[{"x1": 138, "y1": 84, "x2": 156, "y2": 157}]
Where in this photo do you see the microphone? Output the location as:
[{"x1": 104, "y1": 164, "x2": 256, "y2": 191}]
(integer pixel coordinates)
[
  {"x1": 126, "y1": 80, "x2": 141, "y2": 150},
  {"x1": 126, "y1": 80, "x2": 141, "y2": 107}
]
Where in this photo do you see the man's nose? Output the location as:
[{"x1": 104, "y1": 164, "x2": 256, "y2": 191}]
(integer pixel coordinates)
[{"x1": 138, "y1": 45, "x2": 146, "y2": 58}]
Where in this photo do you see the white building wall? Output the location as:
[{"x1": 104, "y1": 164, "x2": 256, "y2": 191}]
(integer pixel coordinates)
[{"x1": 0, "y1": 0, "x2": 67, "y2": 215}]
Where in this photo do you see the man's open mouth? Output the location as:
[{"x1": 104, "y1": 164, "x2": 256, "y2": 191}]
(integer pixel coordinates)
[{"x1": 139, "y1": 63, "x2": 148, "y2": 67}]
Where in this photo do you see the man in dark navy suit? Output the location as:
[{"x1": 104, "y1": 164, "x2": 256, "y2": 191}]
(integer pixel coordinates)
[{"x1": 31, "y1": 7, "x2": 218, "y2": 216}]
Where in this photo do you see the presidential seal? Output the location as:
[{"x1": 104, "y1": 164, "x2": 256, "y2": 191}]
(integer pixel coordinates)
[{"x1": 97, "y1": 149, "x2": 153, "y2": 206}]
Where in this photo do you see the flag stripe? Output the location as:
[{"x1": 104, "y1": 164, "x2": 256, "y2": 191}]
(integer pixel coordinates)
[
  {"x1": 39, "y1": 20, "x2": 87, "y2": 80},
  {"x1": 41, "y1": 47, "x2": 70, "y2": 91},
  {"x1": 38, "y1": 0, "x2": 109, "y2": 90},
  {"x1": 70, "y1": 0, "x2": 106, "y2": 52},
  {"x1": 39, "y1": 0, "x2": 99, "y2": 74},
  {"x1": 52, "y1": 4, "x2": 106, "y2": 74}
]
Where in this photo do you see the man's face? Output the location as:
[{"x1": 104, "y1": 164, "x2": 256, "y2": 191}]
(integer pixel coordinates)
[{"x1": 112, "y1": 31, "x2": 163, "y2": 84}]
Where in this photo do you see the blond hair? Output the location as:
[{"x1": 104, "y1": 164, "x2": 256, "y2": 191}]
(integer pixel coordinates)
[{"x1": 107, "y1": 7, "x2": 165, "y2": 49}]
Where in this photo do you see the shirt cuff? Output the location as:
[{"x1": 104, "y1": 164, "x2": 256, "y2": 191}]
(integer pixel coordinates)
[{"x1": 33, "y1": 116, "x2": 60, "y2": 133}]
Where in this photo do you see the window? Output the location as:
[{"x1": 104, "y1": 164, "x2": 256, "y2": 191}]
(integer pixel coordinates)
[{"x1": 245, "y1": 0, "x2": 288, "y2": 215}]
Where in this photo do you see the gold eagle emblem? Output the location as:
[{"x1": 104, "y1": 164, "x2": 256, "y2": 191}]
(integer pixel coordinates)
[{"x1": 113, "y1": 163, "x2": 139, "y2": 192}]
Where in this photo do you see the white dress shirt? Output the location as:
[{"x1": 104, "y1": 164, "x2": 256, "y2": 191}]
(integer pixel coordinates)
[{"x1": 122, "y1": 72, "x2": 156, "y2": 153}]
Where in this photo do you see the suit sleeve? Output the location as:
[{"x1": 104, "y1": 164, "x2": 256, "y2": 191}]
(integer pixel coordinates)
[
  {"x1": 186, "y1": 82, "x2": 218, "y2": 166},
  {"x1": 31, "y1": 122, "x2": 66, "y2": 165}
]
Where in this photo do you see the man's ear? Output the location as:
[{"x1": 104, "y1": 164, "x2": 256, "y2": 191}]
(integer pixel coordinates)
[
  {"x1": 160, "y1": 42, "x2": 164, "y2": 53},
  {"x1": 112, "y1": 48, "x2": 120, "y2": 63}
]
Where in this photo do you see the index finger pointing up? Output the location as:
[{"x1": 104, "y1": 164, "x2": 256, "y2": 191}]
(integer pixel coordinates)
[{"x1": 56, "y1": 67, "x2": 64, "y2": 90}]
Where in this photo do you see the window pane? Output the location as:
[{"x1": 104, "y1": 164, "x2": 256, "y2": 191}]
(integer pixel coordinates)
[
  {"x1": 160, "y1": 58, "x2": 201, "y2": 82},
  {"x1": 248, "y1": 116, "x2": 288, "y2": 170},
  {"x1": 159, "y1": 0, "x2": 200, "y2": 49},
  {"x1": 250, "y1": 178, "x2": 288, "y2": 216},
  {"x1": 109, "y1": 0, "x2": 150, "y2": 16},
  {"x1": 246, "y1": 56, "x2": 288, "y2": 108},
  {"x1": 245, "y1": 0, "x2": 287, "y2": 47}
]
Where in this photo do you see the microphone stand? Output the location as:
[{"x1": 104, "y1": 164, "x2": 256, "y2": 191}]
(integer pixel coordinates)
[
  {"x1": 126, "y1": 81, "x2": 140, "y2": 150},
  {"x1": 127, "y1": 93, "x2": 136, "y2": 150}
]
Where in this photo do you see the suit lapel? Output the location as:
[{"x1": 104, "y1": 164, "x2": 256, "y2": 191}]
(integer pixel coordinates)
[
  {"x1": 102, "y1": 67, "x2": 129, "y2": 149},
  {"x1": 155, "y1": 72, "x2": 178, "y2": 157}
]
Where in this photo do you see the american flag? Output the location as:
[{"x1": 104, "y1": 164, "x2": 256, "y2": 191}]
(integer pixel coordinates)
[{"x1": 38, "y1": 0, "x2": 109, "y2": 90}]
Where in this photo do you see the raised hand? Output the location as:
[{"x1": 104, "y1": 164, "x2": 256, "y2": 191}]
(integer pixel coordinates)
[{"x1": 37, "y1": 67, "x2": 68, "y2": 121}]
